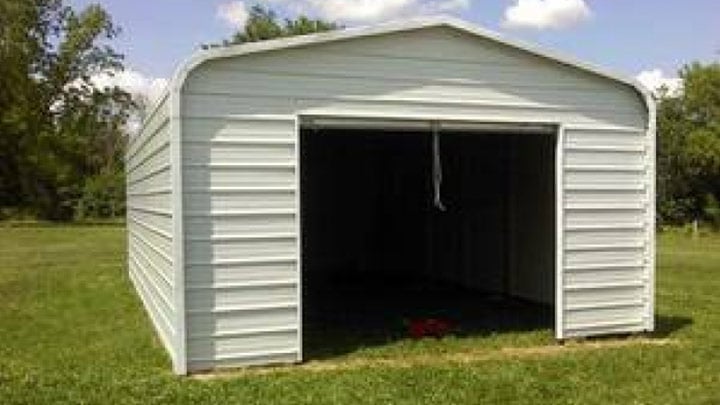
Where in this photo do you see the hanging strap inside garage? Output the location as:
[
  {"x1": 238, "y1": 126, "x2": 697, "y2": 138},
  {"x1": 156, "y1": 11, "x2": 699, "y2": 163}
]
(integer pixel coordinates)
[{"x1": 432, "y1": 122, "x2": 446, "y2": 212}]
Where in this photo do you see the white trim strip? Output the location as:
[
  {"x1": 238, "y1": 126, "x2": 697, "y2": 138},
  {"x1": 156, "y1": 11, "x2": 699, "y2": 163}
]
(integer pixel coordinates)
[
  {"x1": 563, "y1": 125, "x2": 645, "y2": 134},
  {"x1": 188, "y1": 348, "x2": 299, "y2": 363},
  {"x1": 187, "y1": 233, "x2": 296, "y2": 242},
  {"x1": 565, "y1": 262, "x2": 645, "y2": 271},
  {"x1": 564, "y1": 281, "x2": 645, "y2": 291},
  {"x1": 565, "y1": 300, "x2": 645, "y2": 311},
  {"x1": 185, "y1": 209, "x2": 296, "y2": 218},
  {"x1": 555, "y1": 124, "x2": 565, "y2": 340},
  {"x1": 187, "y1": 301, "x2": 298, "y2": 315},
  {"x1": 185, "y1": 138, "x2": 296, "y2": 146},
  {"x1": 564, "y1": 319, "x2": 646, "y2": 332},
  {"x1": 184, "y1": 162, "x2": 296, "y2": 169},
  {"x1": 565, "y1": 242, "x2": 645, "y2": 252},
  {"x1": 564, "y1": 144, "x2": 645, "y2": 153},
  {"x1": 565, "y1": 223, "x2": 645, "y2": 231},
  {"x1": 565, "y1": 203, "x2": 647, "y2": 211},
  {"x1": 564, "y1": 164, "x2": 645, "y2": 173},
  {"x1": 184, "y1": 186, "x2": 296, "y2": 194},
  {"x1": 187, "y1": 279, "x2": 297, "y2": 291},
  {"x1": 187, "y1": 256, "x2": 297, "y2": 267},
  {"x1": 188, "y1": 325, "x2": 298, "y2": 340},
  {"x1": 565, "y1": 184, "x2": 646, "y2": 192}
]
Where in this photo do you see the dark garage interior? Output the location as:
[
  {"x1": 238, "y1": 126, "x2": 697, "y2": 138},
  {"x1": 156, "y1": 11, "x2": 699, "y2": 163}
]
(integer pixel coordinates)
[{"x1": 300, "y1": 125, "x2": 557, "y2": 358}]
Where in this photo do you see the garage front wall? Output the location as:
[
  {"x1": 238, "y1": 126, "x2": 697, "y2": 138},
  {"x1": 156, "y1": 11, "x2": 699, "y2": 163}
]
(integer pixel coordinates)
[{"x1": 175, "y1": 24, "x2": 653, "y2": 371}]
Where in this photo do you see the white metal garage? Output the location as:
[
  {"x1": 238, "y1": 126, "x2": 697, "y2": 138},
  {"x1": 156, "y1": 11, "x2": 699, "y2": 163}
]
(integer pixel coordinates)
[{"x1": 126, "y1": 17, "x2": 655, "y2": 374}]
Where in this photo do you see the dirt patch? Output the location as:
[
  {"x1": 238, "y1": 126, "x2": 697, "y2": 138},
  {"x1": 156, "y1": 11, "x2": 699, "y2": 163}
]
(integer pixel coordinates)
[{"x1": 192, "y1": 337, "x2": 680, "y2": 380}]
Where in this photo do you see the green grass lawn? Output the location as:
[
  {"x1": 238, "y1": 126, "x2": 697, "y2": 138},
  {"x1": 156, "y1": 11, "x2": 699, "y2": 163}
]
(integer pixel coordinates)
[{"x1": 0, "y1": 226, "x2": 719, "y2": 404}]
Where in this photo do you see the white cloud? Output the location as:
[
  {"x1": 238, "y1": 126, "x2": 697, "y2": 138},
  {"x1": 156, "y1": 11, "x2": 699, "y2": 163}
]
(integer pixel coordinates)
[
  {"x1": 266, "y1": 0, "x2": 469, "y2": 24},
  {"x1": 502, "y1": 0, "x2": 591, "y2": 30},
  {"x1": 217, "y1": 1, "x2": 250, "y2": 28},
  {"x1": 636, "y1": 69, "x2": 682, "y2": 96},
  {"x1": 90, "y1": 69, "x2": 168, "y2": 104}
]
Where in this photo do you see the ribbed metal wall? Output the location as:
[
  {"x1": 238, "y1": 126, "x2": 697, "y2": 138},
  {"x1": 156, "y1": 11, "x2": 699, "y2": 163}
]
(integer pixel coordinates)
[
  {"x1": 126, "y1": 94, "x2": 179, "y2": 363},
  {"x1": 171, "y1": 24, "x2": 652, "y2": 371},
  {"x1": 561, "y1": 126, "x2": 652, "y2": 336},
  {"x1": 181, "y1": 117, "x2": 300, "y2": 370}
]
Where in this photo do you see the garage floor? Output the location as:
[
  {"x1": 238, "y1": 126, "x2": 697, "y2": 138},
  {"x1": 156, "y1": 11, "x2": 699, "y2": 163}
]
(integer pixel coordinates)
[{"x1": 303, "y1": 274, "x2": 553, "y2": 359}]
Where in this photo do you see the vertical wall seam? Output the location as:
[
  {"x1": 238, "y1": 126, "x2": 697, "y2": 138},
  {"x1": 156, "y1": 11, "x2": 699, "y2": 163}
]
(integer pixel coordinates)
[
  {"x1": 646, "y1": 97, "x2": 657, "y2": 332},
  {"x1": 294, "y1": 115, "x2": 303, "y2": 363},
  {"x1": 555, "y1": 124, "x2": 565, "y2": 339},
  {"x1": 170, "y1": 86, "x2": 188, "y2": 375}
]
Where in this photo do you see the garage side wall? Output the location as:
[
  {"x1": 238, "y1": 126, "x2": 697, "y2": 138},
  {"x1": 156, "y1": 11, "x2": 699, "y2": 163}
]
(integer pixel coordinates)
[
  {"x1": 179, "y1": 25, "x2": 653, "y2": 369},
  {"x1": 126, "y1": 94, "x2": 179, "y2": 364}
]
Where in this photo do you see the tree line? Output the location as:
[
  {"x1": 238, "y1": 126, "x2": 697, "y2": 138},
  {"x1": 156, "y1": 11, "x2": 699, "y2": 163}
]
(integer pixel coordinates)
[{"x1": 1, "y1": 1, "x2": 718, "y2": 226}]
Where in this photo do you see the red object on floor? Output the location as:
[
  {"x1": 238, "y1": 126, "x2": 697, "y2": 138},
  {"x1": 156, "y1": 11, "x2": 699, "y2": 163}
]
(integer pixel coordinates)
[{"x1": 407, "y1": 318, "x2": 453, "y2": 339}]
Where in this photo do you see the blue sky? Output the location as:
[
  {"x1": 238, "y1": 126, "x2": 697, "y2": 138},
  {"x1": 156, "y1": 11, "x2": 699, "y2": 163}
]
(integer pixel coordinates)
[{"x1": 69, "y1": 0, "x2": 719, "y2": 98}]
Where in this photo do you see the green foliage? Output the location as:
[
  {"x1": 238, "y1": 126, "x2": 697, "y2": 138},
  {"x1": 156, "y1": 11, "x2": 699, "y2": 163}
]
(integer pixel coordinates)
[
  {"x1": 74, "y1": 170, "x2": 125, "y2": 220},
  {"x1": 657, "y1": 62, "x2": 720, "y2": 225},
  {"x1": 0, "y1": 0, "x2": 132, "y2": 220},
  {"x1": 225, "y1": 4, "x2": 339, "y2": 45}
]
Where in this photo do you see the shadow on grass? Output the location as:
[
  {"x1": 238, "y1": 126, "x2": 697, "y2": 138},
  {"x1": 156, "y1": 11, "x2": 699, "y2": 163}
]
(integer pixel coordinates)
[
  {"x1": 651, "y1": 314, "x2": 693, "y2": 338},
  {"x1": 302, "y1": 276, "x2": 554, "y2": 361}
]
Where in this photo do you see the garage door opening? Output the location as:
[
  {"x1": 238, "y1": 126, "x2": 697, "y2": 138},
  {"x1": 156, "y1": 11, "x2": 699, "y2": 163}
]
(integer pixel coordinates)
[{"x1": 300, "y1": 121, "x2": 557, "y2": 359}]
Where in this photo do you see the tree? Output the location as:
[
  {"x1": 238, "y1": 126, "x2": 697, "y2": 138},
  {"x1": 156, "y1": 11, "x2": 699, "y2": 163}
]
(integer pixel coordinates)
[
  {"x1": 224, "y1": 4, "x2": 339, "y2": 45},
  {"x1": 657, "y1": 62, "x2": 720, "y2": 225},
  {"x1": 0, "y1": 0, "x2": 133, "y2": 219}
]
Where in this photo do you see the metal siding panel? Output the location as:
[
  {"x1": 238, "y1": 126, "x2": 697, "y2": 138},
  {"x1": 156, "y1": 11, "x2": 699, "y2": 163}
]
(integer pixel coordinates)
[
  {"x1": 127, "y1": 166, "x2": 172, "y2": 192},
  {"x1": 126, "y1": 93, "x2": 178, "y2": 366},
  {"x1": 182, "y1": 112, "x2": 299, "y2": 370},
  {"x1": 187, "y1": 307, "x2": 298, "y2": 338},
  {"x1": 565, "y1": 191, "x2": 647, "y2": 208},
  {"x1": 187, "y1": 238, "x2": 297, "y2": 263},
  {"x1": 184, "y1": 190, "x2": 295, "y2": 212},
  {"x1": 188, "y1": 352, "x2": 298, "y2": 371},
  {"x1": 561, "y1": 129, "x2": 652, "y2": 337},
  {"x1": 128, "y1": 209, "x2": 173, "y2": 236},
  {"x1": 126, "y1": 190, "x2": 172, "y2": 212},
  {"x1": 564, "y1": 267, "x2": 645, "y2": 286},
  {"x1": 183, "y1": 166, "x2": 295, "y2": 189},
  {"x1": 186, "y1": 214, "x2": 296, "y2": 235},
  {"x1": 187, "y1": 69, "x2": 643, "y2": 113},
  {"x1": 127, "y1": 143, "x2": 171, "y2": 181},
  {"x1": 188, "y1": 331, "x2": 298, "y2": 362},
  {"x1": 187, "y1": 284, "x2": 298, "y2": 310},
  {"x1": 184, "y1": 143, "x2": 295, "y2": 164},
  {"x1": 565, "y1": 229, "x2": 645, "y2": 246},
  {"x1": 183, "y1": 118, "x2": 296, "y2": 141},
  {"x1": 128, "y1": 263, "x2": 175, "y2": 353},
  {"x1": 184, "y1": 93, "x2": 644, "y2": 129},
  {"x1": 186, "y1": 261, "x2": 297, "y2": 286}
]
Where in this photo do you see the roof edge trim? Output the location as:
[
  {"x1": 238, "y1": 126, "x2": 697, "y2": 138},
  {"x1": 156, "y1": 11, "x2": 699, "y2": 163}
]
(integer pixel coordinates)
[{"x1": 149, "y1": 15, "x2": 655, "y2": 129}]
